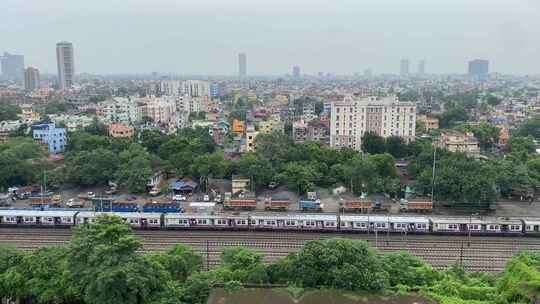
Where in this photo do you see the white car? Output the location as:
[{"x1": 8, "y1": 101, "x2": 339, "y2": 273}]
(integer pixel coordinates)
[
  {"x1": 203, "y1": 195, "x2": 210, "y2": 202},
  {"x1": 87, "y1": 192, "x2": 96, "y2": 199},
  {"x1": 173, "y1": 194, "x2": 186, "y2": 201},
  {"x1": 67, "y1": 199, "x2": 84, "y2": 208}
]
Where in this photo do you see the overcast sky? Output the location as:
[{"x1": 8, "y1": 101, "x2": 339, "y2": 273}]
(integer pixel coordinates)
[{"x1": 2, "y1": 0, "x2": 539, "y2": 75}]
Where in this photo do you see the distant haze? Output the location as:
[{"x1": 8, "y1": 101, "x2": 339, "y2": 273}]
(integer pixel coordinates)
[{"x1": 2, "y1": 0, "x2": 539, "y2": 75}]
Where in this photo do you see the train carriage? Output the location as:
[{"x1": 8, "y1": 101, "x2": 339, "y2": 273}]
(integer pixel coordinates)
[
  {"x1": 0, "y1": 210, "x2": 77, "y2": 226},
  {"x1": 75, "y1": 212, "x2": 161, "y2": 228},
  {"x1": 250, "y1": 214, "x2": 338, "y2": 230},
  {"x1": 430, "y1": 217, "x2": 483, "y2": 234},
  {"x1": 389, "y1": 216, "x2": 430, "y2": 233},
  {"x1": 523, "y1": 219, "x2": 540, "y2": 236},
  {"x1": 482, "y1": 217, "x2": 523, "y2": 234},
  {"x1": 164, "y1": 213, "x2": 250, "y2": 229}
]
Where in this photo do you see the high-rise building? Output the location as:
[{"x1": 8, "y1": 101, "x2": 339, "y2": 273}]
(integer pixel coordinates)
[
  {"x1": 468, "y1": 59, "x2": 489, "y2": 81},
  {"x1": 330, "y1": 96, "x2": 416, "y2": 151},
  {"x1": 24, "y1": 67, "x2": 40, "y2": 91},
  {"x1": 210, "y1": 82, "x2": 220, "y2": 98},
  {"x1": 292, "y1": 65, "x2": 301, "y2": 79},
  {"x1": 1, "y1": 52, "x2": 25, "y2": 81},
  {"x1": 56, "y1": 41, "x2": 75, "y2": 90},
  {"x1": 418, "y1": 60, "x2": 425, "y2": 76},
  {"x1": 238, "y1": 53, "x2": 247, "y2": 78},
  {"x1": 400, "y1": 58, "x2": 409, "y2": 76},
  {"x1": 182, "y1": 80, "x2": 210, "y2": 97}
]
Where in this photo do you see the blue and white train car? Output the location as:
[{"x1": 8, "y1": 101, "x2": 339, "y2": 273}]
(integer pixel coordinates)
[
  {"x1": 389, "y1": 216, "x2": 430, "y2": 233},
  {"x1": 523, "y1": 218, "x2": 540, "y2": 236},
  {"x1": 164, "y1": 213, "x2": 250, "y2": 229},
  {"x1": 251, "y1": 214, "x2": 338, "y2": 230},
  {"x1": 75, "y1": 212, "x2": 162, "y2": 228},
  {"x1": 0, "y1": 210, "x2": 77, "y2": 226}
]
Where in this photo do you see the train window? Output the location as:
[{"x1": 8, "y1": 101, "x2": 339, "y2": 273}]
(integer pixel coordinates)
[
  {"x1": 178, "y1": 219, "x2": 188, "y2": 224},
  {"x1": 237, "y1": 220, "x2": 246, "y2": 225},
  {"x1": 45, "y1": 217, "x2": 53, "y2": 222},
  {"x1": 325, "y1": 221, "x2": 336, "y2": 227},
  {"x1": 197, "y1": 219, "x2": 207, "y2": 225},
  {"x1": 526, "y1": 225, "x2": 532, "y2": 231},
  {"x1": 305, "y1": 221, "x2": 315, "y2": 226},
  {"x1": 251, "y1": 220, "x2": 256, "y2": 225}
]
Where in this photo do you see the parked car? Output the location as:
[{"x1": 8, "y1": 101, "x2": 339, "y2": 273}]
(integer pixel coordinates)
[
  {"x1": 67, "y1": 199, "x2": 84, "y2": 208},
  {"x1": 87, "y1": 192, "x2": 96, "y2": 199},
  {"x1": 173, "y1": 194, "x2": 186, "y2": 201},
  {"x1": 214, "y1": 194, "x2": 222, "y2": 203},
  {"x1": 149, "y1": 188, "x2": 160, "y2": 196},
  {"x1": 203, "y1": 195, "x2": 210, "y2": 202}
]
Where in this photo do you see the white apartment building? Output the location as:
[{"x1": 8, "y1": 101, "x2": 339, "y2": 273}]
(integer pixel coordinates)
[
  {"x1": 140, "y1": 98, "x2": 177, "y2": 123},
  {"x1": 160, "y1": 81, "x2": 182, "y2": 96},
  {"x1": 182, "y1": 80, "x2": 210, "y2": 97},
  {"x1": 98, "y1": 97, "x2": 141, "y2": 125},
  {"x1": 330, "y1": 96, "x2": 416, "y2": 151}
]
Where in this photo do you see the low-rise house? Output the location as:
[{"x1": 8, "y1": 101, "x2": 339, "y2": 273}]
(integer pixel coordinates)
[
  {"x1": 108, "y1": 123, "x2": 134, "y2": 139},
  {"x1": 417, "y1": 115, "x2": 439, "y2": 131},
  {"x1": 437, "y1": 131, "x2": 480, "y2": 156},
  {"x1": 32, "y1": 123, "x2": 67, "y2": 154}
]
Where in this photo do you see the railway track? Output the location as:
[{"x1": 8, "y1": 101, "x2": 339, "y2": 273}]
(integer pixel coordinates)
[{"x1": 1, "y1": 228, "x2": 537, "y2": 272}]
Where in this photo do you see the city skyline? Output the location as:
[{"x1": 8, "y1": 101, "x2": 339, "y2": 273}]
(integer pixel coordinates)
[{"x1": 2, "y1": 0, "x2": 540, "y2": 75}]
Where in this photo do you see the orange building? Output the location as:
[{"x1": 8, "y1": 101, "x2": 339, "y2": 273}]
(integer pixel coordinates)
[
  {"x1": 232, "y1": 119, "x2": 245, "y2": 134},
  {"x1": 498, "y1": 126, "x2": 510, "y2": 146},
  {"x1": 108, "y1": 123, "x2": 134, "y2": 139}
]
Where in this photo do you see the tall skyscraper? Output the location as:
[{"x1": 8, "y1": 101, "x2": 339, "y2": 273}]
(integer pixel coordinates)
[
  {"x1": 238, "y1": 53, "x2": 247, "y2": 78},
  {"x1": 418, "y1": 60, "x2": 425, "y2": 76},
  {"x1": 24, "y1": 67, "x2": 40, "y2": 91},
  {"x1": 292, "y1": 65, "x2": 301, "y2": 79},
  {"x1": 56, "y1": 41, "x2": 75, "y2": 90},
  {"x1": 1, "y1": 52, "x2": 25, "y2": 81},
  {"x1": 468, "y1": 59, "x2": 489, "y2": 81},
  {"x1": 400, "y1": 58, "x2": 410, "y2": 76}
]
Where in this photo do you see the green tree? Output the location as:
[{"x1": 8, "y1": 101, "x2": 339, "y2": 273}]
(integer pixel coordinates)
[
  {"x1": 361, "y1": 132, "x2": 386, "y2": 154},
  {"x1": 68, "y1": 131, "x2": 110, "y2": 152},
  {"x1": 497, "y1": 252, "x2": 540, "y2": 304},
  {"x1": 149, "y1": 245, "x2": 203, "y2": 283},
  {"x1": 68, "y1": 215, "x2": 164, "y2": 304},
  {"x1": 486, "y1": 95, "x2": 501, "y2": 106},
  {"x1": 506, "y1": 136, "x2": 536, "y2": 154},
  {"x1": 234, "y1": 153, "x2": 275, "y2": 190},
  {"x1": 282, "y1": 238, "x2": 388, "y2": 291},
  {"x1": 382, "y1": 252, "x2": 439, "y2": 287},
  {"x1": 0, "y1": 104, "x2": 21, "y2": 121},
  {"x1": 438, "y1": 106, "x2": 469, "y2": 128},
  {"x1": 385, "y1": 136, "x2": 408, "y2": 158},
  {"x1": 116, "y1": 144, "x2": 153, "y2": 193},
  {"x1": 278, "y1": 162, "x2": 318, "y2": 194},
  {"x1": 516, "y1": 116, "x2": 540, "y2": 139},
  {"x1": 65, "y1": 148, "x2": 119, "y2": 186}
]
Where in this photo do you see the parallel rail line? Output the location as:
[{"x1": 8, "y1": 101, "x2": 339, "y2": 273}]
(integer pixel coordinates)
[{"x1": 1, "y1": 228, "x2": 536, "y2": 272}]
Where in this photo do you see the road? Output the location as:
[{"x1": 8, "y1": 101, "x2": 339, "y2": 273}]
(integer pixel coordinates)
[{"x1": 1, "y1": 228, "x2": 537, "y2": 272}]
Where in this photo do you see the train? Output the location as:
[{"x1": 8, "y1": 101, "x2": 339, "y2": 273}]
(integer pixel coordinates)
[{"x1": 1, "y1": 209, "x2": 540, "y2": 237}]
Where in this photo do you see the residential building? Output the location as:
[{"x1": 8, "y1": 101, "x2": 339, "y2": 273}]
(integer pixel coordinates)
[
  {"x1": 24, "y1": 67, "x2": 40, "y2": 91},
  {"x1": 245, "y1": 124, "x2": 258, "y2": 152},
  {"x1": 307, "y1": 119, "x2": 330, "y2": 145},
  {"x1": 330, "y1": 96, "x2": 416, "y2": 151},
  {"x1": 302, "y1": 102, "x2": 316, "y2": 121},
  {"x1": 48, "y1": 114, "x2": 94, "y2": 132},
  {"x1": 238, "y1": 53, "x2": 247, "y2": 78},
  {"x1": 232, "y1": 175, "x2": 250, "y2": 194},
  {"x1": 56, "y1": 41, "x2": 75, "y2": 90},
  {"x1": 468, "y1": 59, "x2": 489, "y2": 81},
  {"x1": 1, "y1": 52, "x2": 25, "y2": 81},
  {"x1": 19, "y1": 104, "x2": 41, "y2": 122},
  {"x1": 108, "y1": 123, "x2": 134, "y2": 139},
  {"x1": 292, "y1": 120, "x2": 308, "y2": 143},
  {"x1": 98, "y1": 97, "x2": 141, "y2": 125},
  {"x1": 182, "y1": 80, "x2": 210, "y2": 97},
  {"x1": 140, "y1": 99, "x2": 176, "y2": 123},
  {"x1": 258, "y1": 114, "x2": 284, "y2": 134},
  {"x1": 232, "y1": 119, "x2": 245, "y2": 135},
  {"x1": 417, "y1": 115, "x2": 439, "y2": 131},
  {"x1": 160, "y1": 80, "x2": 182, "y2": 96},
  {"x1": 32, "y1": 123, "x2": 67, "y2": 154},
  {"x1": 437, "y1": 131, "x2": 480, "y2": 156},
  {"x1": 210, "y1": 82, "x2": 220, "y2": 98},
  {"x1": 400, "y1": 58, "x2": 409, "y2": 76}
]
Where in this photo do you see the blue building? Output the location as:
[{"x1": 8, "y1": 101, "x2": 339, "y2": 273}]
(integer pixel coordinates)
[
  {"x1": 32, "y1": 123, "x2": 67, "y2": 154},
  {"x1": 210, "y1": 82, "x2": 220, "y2": 98}
]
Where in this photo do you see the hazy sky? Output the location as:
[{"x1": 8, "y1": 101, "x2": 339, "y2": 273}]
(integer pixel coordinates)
[{"x1": 2, "y1": 0, "x2": 540, "y2": 75}]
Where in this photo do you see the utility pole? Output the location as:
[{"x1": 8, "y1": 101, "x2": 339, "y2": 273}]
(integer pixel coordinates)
[{"x1": 206, "y1": 240, "x2": 210, "y2": 271}]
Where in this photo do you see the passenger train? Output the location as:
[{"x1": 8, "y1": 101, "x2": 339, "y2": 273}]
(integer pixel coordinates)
[{"x1": 1, "y1": 209, "x2": 540, "y2": 236}]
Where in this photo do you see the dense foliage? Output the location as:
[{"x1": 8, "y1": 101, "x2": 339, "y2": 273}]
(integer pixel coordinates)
[
  {"x1": 1, "y1": 217, "x2": 539, "y2": 304},
  {"x1": 0, "y1": 104, "x2": 21, "y2": 121}
]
